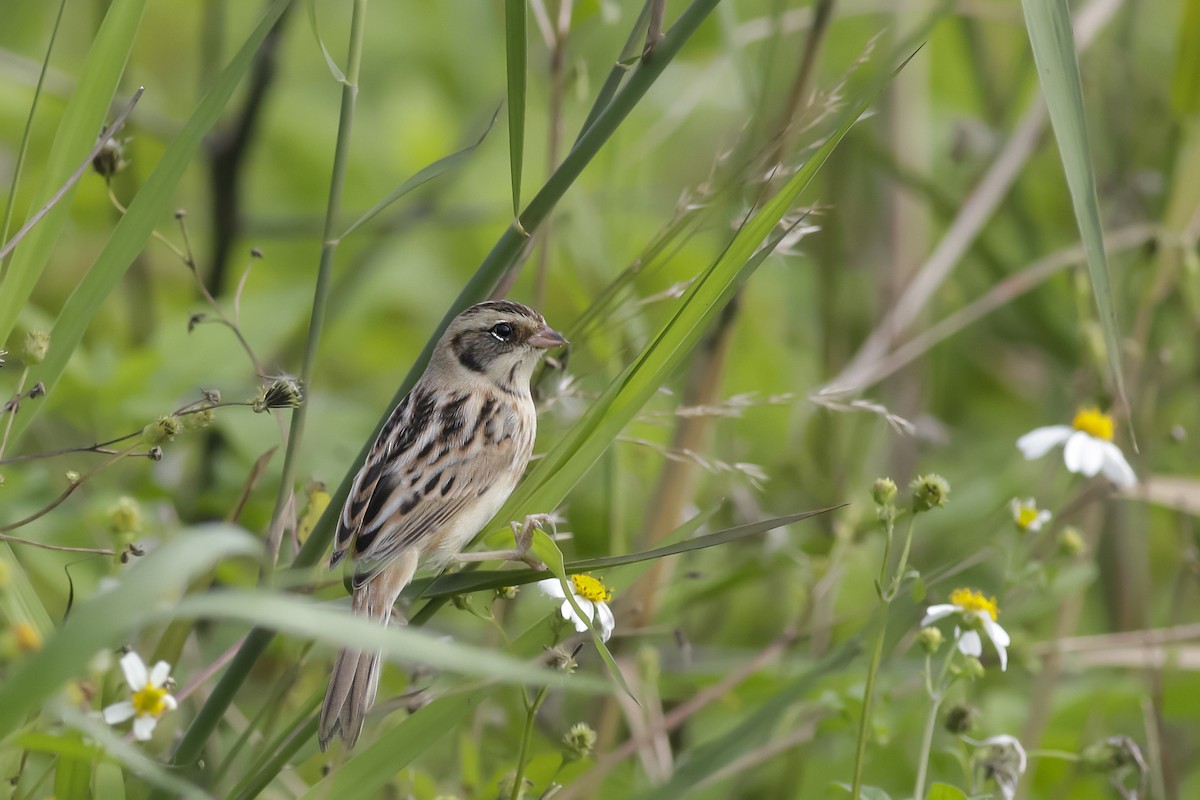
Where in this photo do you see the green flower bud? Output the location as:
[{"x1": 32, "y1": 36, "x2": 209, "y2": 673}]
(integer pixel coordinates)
[
  {"x1": 917, "y1": 626, "x2": 944, "y2": 654},
  {"x1": 962, "y1": 656, "x2": 985, "y2": 679},
  {"x1": 494, "y1": 585, "x2": 520, "y2": 600},
  {"x1": 22, "y1": 331, "x2": 50, "y2": 365},
  {"x1": 872, "y1": 477, "x2": 898, "y2": 506},
  {"x1": 142, "y1": 415, "x2": 181, "y2": 445},
  {"x1": 1058, "y1": 526, "x2": 1085, "y2": 557},
  {"x1": 181, "y1": 408, "x2": 215, "y2": 431},
  {"x1": 108, "y1": 496, "x2": 143, "y2": 535},
  {"x1": 563, "y1": 722, "x2": 597, "y2": 761},
  {"x1": 910, "y1": 474, "x2": 951, "y2": 512}
]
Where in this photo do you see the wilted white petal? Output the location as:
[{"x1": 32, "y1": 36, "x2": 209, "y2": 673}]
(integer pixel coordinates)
[
  {"x1": 132, "y1": 715, "x2": 158, "y2": 741},
  {"x1": 1098, "y1": 441, "x2": 1136, "y2": 488},
  {"x1": 119, "y1": 652, "x2": 148, "y2": 691},
  {"x1": 983, "y1": 619, "x2": 1010, "y2": 671},
  {"x1": 595, "y1": 602, "x2": 616, "y2": 642},
  {"x1": 162, "y1": 694, "x2": 178, "y2": 712},
  {"x1": 102, "y1": 701, "x2": 135, "y2": 724},
  {"x1": 957, "y1": 629, "x2": 983, "y2": 658},
  {"x1": 148, "y1": 661, "x2": 171, "y2": 688},
  {"x1": 920, "y1": 605, "x2": 958, "y2": 626},
  {"x1": 1064, "y1": 432, "x2": 1103, "y2": 476},
  {"x1": 1016, "y1": 426, "x2": 1072, "y2": 460},
  {"x1": 981, "y1": 734, "x2": 1028, "y2": 773}
]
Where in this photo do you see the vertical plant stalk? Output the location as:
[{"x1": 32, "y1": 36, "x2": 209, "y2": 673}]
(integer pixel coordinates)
[
  {"x1": 851, "y1": 510, "x2": 916, "y2": 799},
  {"x1": 264, "y1": 0, "x2": 368, "y2": 574},
  {"x1": 510, "y1": 686, "x2": 550, "y2": 800},
  {"x1": 913, "y1": 640, "x2": 959, "y2": 799}
]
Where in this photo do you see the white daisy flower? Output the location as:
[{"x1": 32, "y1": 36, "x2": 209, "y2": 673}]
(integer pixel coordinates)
[
  {"x1": 537, "y1": 574, "x2": 616, "y2": 642},
  {"x1": 921, "y1": 588, "x2": 1011, "y2": 671},
  {"x1": 1008, "y1": 498, "x2": 1051, "y2": 533},
  {"x1": 972, "y1": 734, "x2": 1028, "y2": 800},
  {"x1": 1016, "y1": 406, "x2": 1135, "y2": 488},
  {"x1": 102, "y1": 651, "x2": 178, "y2": 741}
]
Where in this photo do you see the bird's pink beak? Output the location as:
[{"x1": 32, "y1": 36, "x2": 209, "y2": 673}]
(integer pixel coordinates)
[{"x1": 528, "y1": 325, "x2": 568, "y2": 349}]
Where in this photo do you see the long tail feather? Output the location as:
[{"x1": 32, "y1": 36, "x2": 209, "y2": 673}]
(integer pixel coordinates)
[{"x1": 318, "y1": 550, "x2": 418, "y2": 750}]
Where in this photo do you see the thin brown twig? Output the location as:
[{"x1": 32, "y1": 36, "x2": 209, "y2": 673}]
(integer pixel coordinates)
[
  {"x1": 0, "y1": 87, "x2": 145, "y2": 261},
  {"x1": 0, "y1": 534, "x2": 114, "y2": 555},
  {"x1": 0, "y1": 444, "x2": 137, "y2": 534}
]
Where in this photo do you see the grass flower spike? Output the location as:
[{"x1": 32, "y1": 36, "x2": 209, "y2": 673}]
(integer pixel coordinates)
[
  {"x1": 1009, "y1": 498, "x2": 1051, "y2": 532},
  {"x1": 921, "y1": 588, "x2": 1010, "y2": 671},
  {"x1": 1016, "y1": 407, "x2": 1135, "y2": 488},
  {"x1": 102, "y1": 652, "x2": 177, "y2": 741},
  {"x1": 538, "y1": 574, "x2": 615, "y2": 641}
]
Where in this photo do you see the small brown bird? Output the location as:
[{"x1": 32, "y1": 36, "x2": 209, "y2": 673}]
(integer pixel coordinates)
[{"x1": 318, "y1": 300, "x2": 566, "y2": 751}]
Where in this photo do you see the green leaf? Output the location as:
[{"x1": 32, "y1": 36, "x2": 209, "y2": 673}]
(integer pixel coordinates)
[
  {"x1": 306, "y1": 0, "x2": 348, "y2": 84},
  {"x1": 0, "y1": 525, "x2": 259, "y2": 738},
  {"x1": 338, "y1": 107, "x2": 500, "y2": 240},
  {"x1": 406, "y1": 508, "x2": 836, "y2": 599},
  {"x1": 505, "y1": 0, "x2": 528, "y2": 217},
  {"x1": 58, "y1": 705, "x2": 211, "y2": 800},
  {"x1": 7, "y1": 0, "x2": 292, "y2": 445},
  {"x1": 162, "y1": 589, "x2": 603, "y2": 692},
  {"x1": 926, "y1": 784, "x2": 969, "y2": 800},
  {"x1": 51, "y1": 730, "x2": 92, "y2": 800},
  {"x1": 1019, "y1": 0, "x2": 1129, "y2": 415},
  {"x1": 1171, "y1": 0, "x2": 1200, "y2": 115},
  {"x1": 0, "y1": 0, "x2": 147, "y2": 346}
]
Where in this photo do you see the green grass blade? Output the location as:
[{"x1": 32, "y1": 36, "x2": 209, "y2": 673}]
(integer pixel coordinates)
[
  {"x1": 338, "y1": 107, "x2": 499, "y2": 240},
  {"x1": 162, "y1": 590, "x2": 603, "y2": 692},
  {"x1": 0, "y1": 525, "x2": 258, "y2": 738},
  {"x1": 0, "y1": 0, "x2": 68, "y2": 279},
  {"x1": 306, "y1": 0, "x2": 348, "y2": 84},
  {"x1": 407, "y1": 508, "x2": 835, "y2": 599},
  {"x1": 485, "y1": 97, "x2": 877, "y2": 540},
  {"x1": 505, "y1": 0, "x2": 528, "y2": 217},
  {"x1": 0, "y1": 0, "x2": 147, "y2": 346},
  {"x1": 7, "y1": 0, "x2": 291, "y2": 445},
  {"x1": 1171, "y1": 0, "x2": 1200, "y2": 115},
  {"x1": 57, "y1": 706, "x2": 211, "y2": 800},
  {"x1": 1020, "y1": 0, "x2": 1129, "y2": 413}
]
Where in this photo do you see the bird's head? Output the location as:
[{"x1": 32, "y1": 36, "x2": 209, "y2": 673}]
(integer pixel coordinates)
[{"x1": 436, "y1": 300, "x2": 567, "y2": 393}]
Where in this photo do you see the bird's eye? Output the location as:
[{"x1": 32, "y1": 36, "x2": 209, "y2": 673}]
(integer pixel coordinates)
[{"x1": 490, "y1": 322, "x2": 514, "y2": 341}]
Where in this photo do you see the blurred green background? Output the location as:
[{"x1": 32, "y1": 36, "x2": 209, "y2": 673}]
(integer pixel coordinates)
[{"x1": 1, "y1": 0, "x2": 1197, "y2": 798}]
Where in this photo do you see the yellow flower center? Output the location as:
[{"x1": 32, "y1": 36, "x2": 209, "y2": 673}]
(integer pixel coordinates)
[
  {"x1": 949, "y1": 588, "x2": 999, "y2": 621},
  {"x1": 12, "y1": 622, "x2": 42, "y2": 653},
  {"x1": 571, "y1": 574, "x2": 613, "y2": 604},
  {"x1": 1072, "y1": 407, "x2": 1114, "y2": 441},
  {"x1": 1015, "y1": 506, "x2": 1040, "y2": 529},
  {"x1": 132, "y1": 685, "x2": 169, "y2": 717}
]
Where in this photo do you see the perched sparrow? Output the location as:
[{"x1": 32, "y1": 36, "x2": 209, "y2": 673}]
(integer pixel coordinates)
[{"x1": 318, "y1": 300, "x2": 567, "y2": 750}]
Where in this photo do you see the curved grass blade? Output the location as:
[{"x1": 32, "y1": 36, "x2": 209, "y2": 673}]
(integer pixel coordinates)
[
  {"x1": 0, "y1": 0, "x2": 68, "y2": 279},
  {"x1": 0, "y1": 0, "x2": 147, "y2": 346},
  {"x1": 56, "y1": 706, "x2": 211, "y2": 800},
  {"x1": 0, "y1": 526, "x2": 259, "y2": 738},
  {"x1": 407, "y1": 507, "x2": 837, "y2": 600},
  {"x1": 1020, "y1": 0, "x2": 1129, "y2": 421},
  {"x1": 306, "y1": 0, "x2": 348, "y2": 84},
  {"x1": 162, "y1": 590, "x2": 603, "y2": 692},
  {"x1": 7, "y1": 0, "x2": 291, "y2": 446},
  {"x1": 338, "y1": 106, "x2": 500, "y2": 240},
  {"x1": 505, "y1": 0, "x2": 528, "y2": 217}
]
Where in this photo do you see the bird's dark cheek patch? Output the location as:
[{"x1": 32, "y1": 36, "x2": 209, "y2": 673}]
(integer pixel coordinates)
[{"x1": 452, "y1": 332, "x2": 487, "y2": 373}]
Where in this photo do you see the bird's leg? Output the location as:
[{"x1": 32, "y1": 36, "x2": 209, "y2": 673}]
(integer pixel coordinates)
[{"x1": 453, "y1": 513, "x2": 555, "y2": 569}]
